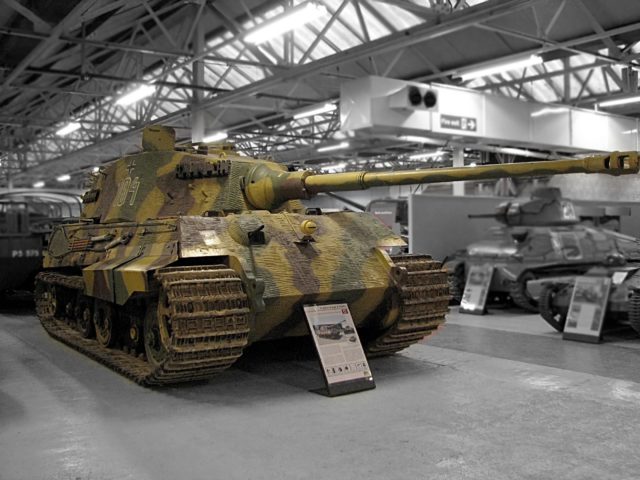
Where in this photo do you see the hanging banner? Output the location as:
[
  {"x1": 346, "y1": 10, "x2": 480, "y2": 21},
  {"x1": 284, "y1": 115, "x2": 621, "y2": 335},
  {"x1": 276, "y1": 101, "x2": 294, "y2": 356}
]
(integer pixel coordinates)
[{"x1": 304, "y1": 303, "x2": 375, "y2": 396}]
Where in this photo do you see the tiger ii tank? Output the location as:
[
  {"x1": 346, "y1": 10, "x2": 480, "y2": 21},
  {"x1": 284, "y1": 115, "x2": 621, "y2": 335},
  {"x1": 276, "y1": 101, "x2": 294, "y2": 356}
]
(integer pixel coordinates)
[{"x1": 34, "y1": 125, "x2": 639, "y2": 385}]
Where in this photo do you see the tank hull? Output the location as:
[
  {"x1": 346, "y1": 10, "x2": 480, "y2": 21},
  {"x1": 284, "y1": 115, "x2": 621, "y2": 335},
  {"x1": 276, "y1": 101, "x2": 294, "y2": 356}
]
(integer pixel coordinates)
[{"x1": 37, "y1": 210, "x2": 449, "y2": 384}]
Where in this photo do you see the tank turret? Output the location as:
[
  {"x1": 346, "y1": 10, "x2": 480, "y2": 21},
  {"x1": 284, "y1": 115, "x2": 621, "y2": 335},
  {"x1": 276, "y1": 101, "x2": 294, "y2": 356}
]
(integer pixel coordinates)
[
  {"x1": 468, "y1": 187, "x2": 580, "y2": 227},
  {"x1": 36, "y1": 125, "x2": 640, "y2": 386}
]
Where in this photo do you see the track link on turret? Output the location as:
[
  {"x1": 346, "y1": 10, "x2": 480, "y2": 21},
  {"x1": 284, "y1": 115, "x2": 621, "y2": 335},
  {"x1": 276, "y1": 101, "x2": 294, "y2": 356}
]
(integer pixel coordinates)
[
  {"x1": 35, "y1": 266, "x2": 250, "y2": 386},
  {"x1": 366, "y1": 254, "x2": 449, "y2": 356}
]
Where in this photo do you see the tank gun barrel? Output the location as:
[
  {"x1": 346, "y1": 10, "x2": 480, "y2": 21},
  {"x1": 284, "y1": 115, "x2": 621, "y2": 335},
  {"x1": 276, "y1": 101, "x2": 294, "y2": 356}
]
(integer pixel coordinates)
[
  {"x1": 303, "y1": 152, "x2": 638, "y2": 193},
  {"x1": 243, "y1": 151, "x2": 638, "y2": 210}
]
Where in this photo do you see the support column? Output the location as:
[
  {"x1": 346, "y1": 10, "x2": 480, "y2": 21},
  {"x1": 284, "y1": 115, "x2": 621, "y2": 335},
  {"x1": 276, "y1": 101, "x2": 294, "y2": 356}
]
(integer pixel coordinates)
[
  {"x1": 191, "y1": 15, "x2": 205, "y2": 143},
  {"x1": 452, "y1": 147, "x2": 465, "y2": 196}
]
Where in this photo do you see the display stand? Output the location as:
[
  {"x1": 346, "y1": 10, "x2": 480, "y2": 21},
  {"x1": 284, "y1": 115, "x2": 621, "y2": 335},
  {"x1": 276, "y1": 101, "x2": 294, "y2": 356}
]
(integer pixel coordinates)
[
  {"x1": 563, "y1": 276, "x2": 611, "y2": 344},
  {"x1": 459, "y1": 264, "x2": 494, "y2": 315},
  {"x1": 304, "y1": 303, "x2": 375, "y2": 397}
]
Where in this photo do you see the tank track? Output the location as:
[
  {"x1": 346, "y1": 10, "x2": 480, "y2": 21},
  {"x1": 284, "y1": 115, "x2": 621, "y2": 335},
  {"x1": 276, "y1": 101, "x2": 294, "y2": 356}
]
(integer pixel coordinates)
[
  {"x1": 508, "y1": 275, "x2": 539, "y2": 312},
  {"x1": 366, "y1": 254, "x2": 449, "y2": 356},
  {"x1": 628, "y1": 289, "x2": 640, "y2": 336},
  {"x1": 538, "y1": 283, "x2": 569, "y2": 332},
  {"x1": 35, "y1": 266, "x2": 250, "y2": 386}
]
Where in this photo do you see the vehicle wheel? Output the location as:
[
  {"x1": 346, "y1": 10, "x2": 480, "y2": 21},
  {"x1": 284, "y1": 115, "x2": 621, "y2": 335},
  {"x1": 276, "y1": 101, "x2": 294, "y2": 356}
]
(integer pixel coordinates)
[
  {"x1": 35, "y1": 279, "x2": 60, "y2": 319},
  {"x1": 75, "y1": 296, "x2": 95, "y2": 339},
  {"x1": 509, "y1": 271, "x2": 538, "y2": 312},
  {"x1": 94, "y1": 300, "x2": 116, "y2": 347},
  {"x1": 539, "y1": 283, "x2": 568, "y2": 332},
  {"x1": 144, "y1": 298, "x2": 170, "y2": 369},
  {"x1": 448, "y1": 264, "x2": 465, "y2": 305},
  {"x1": 629, "y1": 289, "x2": 640, "y2": 336}
]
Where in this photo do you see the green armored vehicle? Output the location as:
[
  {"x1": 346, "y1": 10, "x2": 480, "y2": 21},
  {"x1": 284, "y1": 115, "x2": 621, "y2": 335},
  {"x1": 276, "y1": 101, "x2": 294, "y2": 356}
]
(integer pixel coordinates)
[
  {"x1": 0, "y1": 190, "x2": 81, "y2": 294},
  {"x1": 447, "y1": 188, "x2": 640, "y2": 311},
  {"x1": 34, "y1": 126, "x2": 640, "y2": 385}
]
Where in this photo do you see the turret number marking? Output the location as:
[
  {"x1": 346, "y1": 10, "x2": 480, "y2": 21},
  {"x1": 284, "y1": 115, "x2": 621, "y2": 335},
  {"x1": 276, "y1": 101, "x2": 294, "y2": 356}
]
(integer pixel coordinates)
[{"x1": 116, "y1": 176, "x2": 141, "y2": 207}]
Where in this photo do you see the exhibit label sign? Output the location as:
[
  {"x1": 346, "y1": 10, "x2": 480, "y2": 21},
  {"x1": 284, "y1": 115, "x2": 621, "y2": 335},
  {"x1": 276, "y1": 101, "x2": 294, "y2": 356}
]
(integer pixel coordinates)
[
  {"x1": 304, "y1": 303, "x2": 375, "y2": 396},
  {"x1": 563, "y1": 276, "x2": 611, "y2": 343},
  {"x1": 459, "y1": 264, "x2": 494, "y2": 315}
]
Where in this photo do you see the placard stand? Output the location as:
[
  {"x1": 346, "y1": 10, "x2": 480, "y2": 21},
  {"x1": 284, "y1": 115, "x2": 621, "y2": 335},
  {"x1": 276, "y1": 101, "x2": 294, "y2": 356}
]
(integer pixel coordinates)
[
  {"x1": 304, "y1": 303, "x2": 375, "y2": 397},
  {"x1": 459, "y1": 264, "x2": 494, "y2": 315},
  {"x1": 563, "y1": 276, "x2": 611, "y2": 344}
]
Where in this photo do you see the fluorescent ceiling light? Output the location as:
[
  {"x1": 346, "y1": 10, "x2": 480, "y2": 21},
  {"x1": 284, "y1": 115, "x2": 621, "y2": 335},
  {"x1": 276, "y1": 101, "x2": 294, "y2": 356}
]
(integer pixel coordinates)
[
  {"x1": 245, "y1": 3, "x2": 323, "y2": 44},
  {"x1": 293, "y1": 103, "x2": 336, "y2": 119},
  {"x1": 203, "y1": 131, "x2": 228, "y2": 143},
  {"x1": 320, "y1": 162, "x2": 347, "y2": 172},
  {"x1": 56, "y1": 174, "x2": 71, "y2": 182},
  {"x1": 115, "y1": 84, "x2": 156, "y2": 107},
  {"x1": 598, "y1": 95, "x2": 640, "y2": 108},
  {"x1": 56, "y1": 122, "x2": 81, "y2": 136},
  {"x1": 499, "y1": 147, "x2": 533, "y2": 156},
  {"x1": 317, "y1": 141, "x2": 349, "y2": 153},
  {"x1": 460, "y1": 55, "x2": 543, "y2": 81},
  {"x1": 531, "y1": 107, "x2": 568, "y2": 117},
  {"x1": 622, "y1": 129, "x2": 638, "y2": 134},
  {"x1": 32, "y1": 181, "x2": 45, "y2": 188},
  {"x1": 409, "y1": 150, "x2": 444, "y2": 160},
  {"x1": 399, "y1": 135, "x2": 442, "y2": 145}
]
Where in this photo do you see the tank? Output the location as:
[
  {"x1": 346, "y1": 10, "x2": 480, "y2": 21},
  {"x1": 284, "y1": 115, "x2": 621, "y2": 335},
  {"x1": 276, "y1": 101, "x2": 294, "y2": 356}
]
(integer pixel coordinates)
[
  {"x1": 537, "y1": 264, "x2": 640, "y2": 335},
  {"x1": 33, "y1": 125, "x2": 639, "y2": 385},
  {"x1": 0, "y1": 190, "x2": 81, "y2": 294},
  {"x1": 446, "y1": 188, "x2": 640, "y2": 311}
]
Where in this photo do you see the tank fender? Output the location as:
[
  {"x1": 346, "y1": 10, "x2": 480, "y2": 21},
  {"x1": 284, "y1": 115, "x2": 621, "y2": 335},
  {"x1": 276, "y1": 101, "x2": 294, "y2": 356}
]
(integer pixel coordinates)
[
  {"x1": 84, "y1": 241, "x2": 179, "y2": 305},
  {"x1": 228, "y1": 255, "x2": 265, "y2": 313}
]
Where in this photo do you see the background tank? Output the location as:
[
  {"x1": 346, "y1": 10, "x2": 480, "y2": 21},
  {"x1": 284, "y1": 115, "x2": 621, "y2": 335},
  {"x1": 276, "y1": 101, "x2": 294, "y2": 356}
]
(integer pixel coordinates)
[
  {"x1": 0, "y1": 190, "x2": 81, "y2": 294},
  {"x1": 446, "y1": 188, "x2": 640, "y2": 311},
  {"x1": 33, "y1": 125, "x2": 639, "y2": 385},
  {"x1": 537, "y1": 264, "x2": 640, "y2": 335}
]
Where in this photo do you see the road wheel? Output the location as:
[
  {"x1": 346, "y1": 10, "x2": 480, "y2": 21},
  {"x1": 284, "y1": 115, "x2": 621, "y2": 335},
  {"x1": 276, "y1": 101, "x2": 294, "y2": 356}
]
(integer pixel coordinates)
[
  {"x1": 144, "y1": 297, "x2": 171, "y2": 369},
  {"x1": 75, "y1": 295, "x2": 95, "y2": 338},
  {"x1": 94, "y1": 300, "x2": 116, "y2": 347}
]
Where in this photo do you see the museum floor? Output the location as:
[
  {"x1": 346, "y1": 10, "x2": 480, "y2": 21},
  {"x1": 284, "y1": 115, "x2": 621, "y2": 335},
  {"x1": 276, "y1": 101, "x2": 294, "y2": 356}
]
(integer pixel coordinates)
[{"x1": 2, "y1": 298, "x2": 640, "y2": 480}]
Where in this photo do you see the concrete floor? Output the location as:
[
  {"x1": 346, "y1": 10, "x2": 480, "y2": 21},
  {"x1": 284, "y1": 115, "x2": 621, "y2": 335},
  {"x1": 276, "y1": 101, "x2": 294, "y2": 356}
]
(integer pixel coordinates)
[{"x1": 2, "y1": 298, "x2": 640, "y2": 480}]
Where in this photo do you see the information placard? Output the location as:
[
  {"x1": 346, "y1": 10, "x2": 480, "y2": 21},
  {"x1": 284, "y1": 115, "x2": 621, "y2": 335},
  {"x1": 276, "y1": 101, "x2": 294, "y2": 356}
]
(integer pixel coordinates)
[
  {"x1": 459, "y1": 264, "x2": 494, "y2": 315},
  {"x1": 304, "y1": 303, "x2": 375, "y2": 396},
  {"x1": 563, "y1": 276, "x2": 611, "y2": 344}
]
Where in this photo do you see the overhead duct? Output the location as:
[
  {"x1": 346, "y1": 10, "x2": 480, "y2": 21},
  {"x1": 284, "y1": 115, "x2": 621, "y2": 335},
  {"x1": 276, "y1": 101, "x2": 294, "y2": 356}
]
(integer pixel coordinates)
[{"x1": 340, "y1": 76, "x2": 639, "y2": 153}]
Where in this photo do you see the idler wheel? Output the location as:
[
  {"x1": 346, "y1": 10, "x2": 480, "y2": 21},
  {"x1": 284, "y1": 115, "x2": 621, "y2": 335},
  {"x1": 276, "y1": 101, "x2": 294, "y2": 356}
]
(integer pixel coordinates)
[
  {"x1": 41, "y1": 283, "x2": 60, "y2": 318},
  {"x1": 144, "y1": 294, "x2": 171, "y2": 368},
  {"x1": 75, "y1": 295, "x2": 95, "y2": 339},
  {"x1": 93, "y1": 300, "x2": 116, "y2": 347}
]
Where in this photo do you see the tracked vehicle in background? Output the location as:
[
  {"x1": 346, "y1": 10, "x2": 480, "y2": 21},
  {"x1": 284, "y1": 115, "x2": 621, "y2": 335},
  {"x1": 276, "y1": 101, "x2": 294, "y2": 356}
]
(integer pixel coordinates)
[
  {"x1": 34, "y1": 126, "x2": 639, "y2": 385},
  {"x1": 0, "y1": 190, "x2": 81, "y2": 294},
  {"x1": 447, "y1": 188, "x2": 640, "y2": 311}
]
